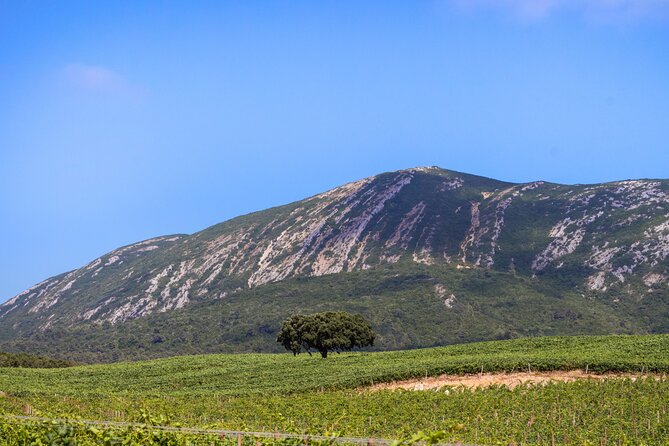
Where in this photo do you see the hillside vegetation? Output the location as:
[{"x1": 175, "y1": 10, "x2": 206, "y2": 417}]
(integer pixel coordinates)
[
  {"x1": 2, "y1": 334, "x2": 667, "y2": 397},
  {"x1": 0, "y1": 351, "x2": 74, "y2": 368},
  {"x1": 1, "y1": 263, "x2": 658, "y2": 363},
  {"x1": 2, "y1": 335, "x2": 669, "y2": 445},
  {"x1": 2, "y1": 167, "x2": 669, "y2": 361}
]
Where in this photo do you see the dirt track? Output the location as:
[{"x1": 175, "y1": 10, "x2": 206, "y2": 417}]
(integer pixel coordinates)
[{"x1": 367, "y1": 370, "x2": 664, "y2": 391}]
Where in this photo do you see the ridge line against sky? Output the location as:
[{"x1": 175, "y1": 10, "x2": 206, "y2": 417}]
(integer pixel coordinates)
[{"x1": 1, "y1": 1, "x2": 668, "y2": 302}]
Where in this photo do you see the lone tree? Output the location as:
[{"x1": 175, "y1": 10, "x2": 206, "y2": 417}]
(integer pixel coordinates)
[{"x1": 277, "y1": 311, "x2": 375, "y2": 358}]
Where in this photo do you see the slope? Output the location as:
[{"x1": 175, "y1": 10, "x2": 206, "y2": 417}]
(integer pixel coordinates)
[{"x1": 1, "y1": 166, "x2": 668, "y2": 361}]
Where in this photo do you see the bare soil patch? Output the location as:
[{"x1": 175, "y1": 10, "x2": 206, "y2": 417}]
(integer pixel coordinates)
[{"x1": 367, "y1": 370, "x2": 664, "y2": 391}]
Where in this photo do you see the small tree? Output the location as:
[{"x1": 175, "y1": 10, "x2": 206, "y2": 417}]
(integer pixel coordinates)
[{"x1": 277, "y1": 311, "x2": 375, "y2": 358}]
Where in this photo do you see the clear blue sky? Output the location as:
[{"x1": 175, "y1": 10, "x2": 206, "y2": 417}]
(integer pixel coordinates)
[{"x1": 2, "y1": 1, "x2": 669, "y2": 303}]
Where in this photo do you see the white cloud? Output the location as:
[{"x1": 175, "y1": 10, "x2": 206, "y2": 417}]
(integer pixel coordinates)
[
  {"x1": 61, "y1": 64, "x2": 146, "y2": 99},
  {"x1": 448, "y1": 0, "x2": 557, "y2": 20},
  {"x1": 446, "y1": 0, "x2": 669, "y2": 23}
]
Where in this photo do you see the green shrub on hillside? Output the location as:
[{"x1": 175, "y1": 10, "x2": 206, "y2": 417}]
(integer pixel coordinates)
[{"x1": 0, "y1": 351, "x2": 74, "y2": 368}]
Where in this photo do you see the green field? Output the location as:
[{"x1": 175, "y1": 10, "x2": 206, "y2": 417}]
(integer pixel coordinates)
[{"x1": 2, "y1": 334, "x2": 669, "y2": 445}]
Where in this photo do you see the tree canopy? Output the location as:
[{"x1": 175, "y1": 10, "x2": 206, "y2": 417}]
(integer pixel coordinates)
[
  {"x1": 0, "y1": 351, "x2": 75, "y2": 368},
  {"x1": 276, "y1": 311, "x2": 375, "y2": 358}
]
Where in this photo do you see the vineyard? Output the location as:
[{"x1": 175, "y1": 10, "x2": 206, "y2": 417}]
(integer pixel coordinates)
[{"x1": 2, "y1": 335, "x2": 669, "y2": 444}]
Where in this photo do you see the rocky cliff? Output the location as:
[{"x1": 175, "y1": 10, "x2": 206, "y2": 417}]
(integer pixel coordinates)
[{"x1": 2, "y1": 167, "x2": 668, "y2": 361}]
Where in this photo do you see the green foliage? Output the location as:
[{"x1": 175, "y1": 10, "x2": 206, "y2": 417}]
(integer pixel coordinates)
[
  {"x1": 0, "y1": 418, "x2": 242, "y2": 445},
  {"x1": 393, "y1": 427, "x2": 465, "y2": 446},
  {"x1": 277, "y1": 312, "x2": 375, "y2": 358},
  {"x1": 3, "y1": 335, "x2": 669, "y2": 444},
  {"x1": 0, "y1": 351, "x2": 74, "y2": 368},
  {"x1": 2, "y1": 262, "x2": 651, "y2": 363},
  {"x1": 2, "y1": 334, "x2": 669, "y2": 398},
  {"x1": 5, "y1": 377, "x2": 669, "y2": 445}
]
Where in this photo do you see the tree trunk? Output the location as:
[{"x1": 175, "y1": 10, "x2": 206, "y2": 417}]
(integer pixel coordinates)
[{"x1": 320, "y1": 350, "x2": 328, "y2": 358}]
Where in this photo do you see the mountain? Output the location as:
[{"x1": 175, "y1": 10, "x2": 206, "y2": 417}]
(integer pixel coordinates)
[{"x1": 2, "y1": 166, "x2": 668, "y2": 362}]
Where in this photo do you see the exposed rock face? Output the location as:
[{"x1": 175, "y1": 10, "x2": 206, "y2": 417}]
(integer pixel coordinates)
[{"x1": 2, "y1": 167, "x2": 668, "y2": 336}]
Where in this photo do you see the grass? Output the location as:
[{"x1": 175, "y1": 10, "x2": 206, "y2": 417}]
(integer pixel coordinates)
[
  {"x1": 2, "y1": 334, "x2": 668, "y2": 398},
  {"x1": 3, "y1": 334, "x2": 669, "y2": 444}
]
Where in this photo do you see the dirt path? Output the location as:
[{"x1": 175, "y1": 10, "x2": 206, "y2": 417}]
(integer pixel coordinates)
[{"x1": 367, "y1": 370, "x2": 664, "y2": 391}]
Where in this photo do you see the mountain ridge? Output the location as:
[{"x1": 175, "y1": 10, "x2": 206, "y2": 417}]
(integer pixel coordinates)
[{"x1": 2, "y1": 166, "x2": 668, "y2": 361}]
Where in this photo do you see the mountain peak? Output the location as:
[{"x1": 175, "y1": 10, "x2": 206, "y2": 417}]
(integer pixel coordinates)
[{"x1": 1, "y1": 168, "x2": 668, "y2": 361}]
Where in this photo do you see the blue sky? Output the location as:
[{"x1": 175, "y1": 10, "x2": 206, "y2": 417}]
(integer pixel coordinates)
[{"x1": 1, "y1": 0, "x2": 669, "y2": 303}]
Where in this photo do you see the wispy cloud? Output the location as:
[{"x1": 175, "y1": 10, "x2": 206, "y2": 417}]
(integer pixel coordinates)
[
  {"x1": 61, "y1": 64, "x2": 147, "y2": 100},
  {"x1": 446, "y1": 0, "x2": 669, "y2": 23}
]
